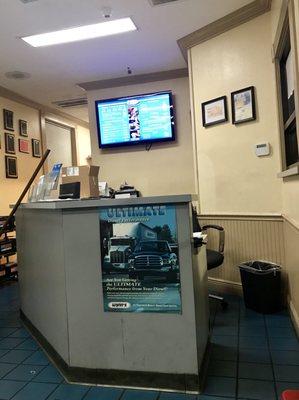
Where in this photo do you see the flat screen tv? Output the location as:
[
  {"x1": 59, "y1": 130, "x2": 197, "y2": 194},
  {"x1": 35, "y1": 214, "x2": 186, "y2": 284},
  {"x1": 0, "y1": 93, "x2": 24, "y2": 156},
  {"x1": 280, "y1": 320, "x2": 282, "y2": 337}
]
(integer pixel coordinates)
[{"x1": 95, "y1": 91, "x2": 175, "y2": 148}]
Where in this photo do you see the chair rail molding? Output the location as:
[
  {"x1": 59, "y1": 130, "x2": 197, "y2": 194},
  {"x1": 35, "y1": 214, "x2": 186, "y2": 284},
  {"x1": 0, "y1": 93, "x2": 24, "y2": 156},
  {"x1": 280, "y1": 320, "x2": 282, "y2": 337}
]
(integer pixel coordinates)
[{"x1": 283, "y1": 214, "x2": 299, "y2": 231}]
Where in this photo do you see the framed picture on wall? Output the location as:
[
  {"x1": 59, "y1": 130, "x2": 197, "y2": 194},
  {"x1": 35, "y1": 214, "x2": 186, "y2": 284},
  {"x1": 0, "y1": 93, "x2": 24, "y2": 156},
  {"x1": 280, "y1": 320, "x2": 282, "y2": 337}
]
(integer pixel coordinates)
[
  {"x1": 32, "y1": 138, "x2": 41, "y2": 158},
  {"x1": 3, "y1": 109, "x2": 14, "y2": 131},
  {"x1": 231, "y1": 86, "x2": 256, "y2": 124},
  {"x1": 19, "y1": 138, "x2": 29, "y2": 154},
  {"x1": 19, "y1": 120, "x2": 28, "y2": 137},
  {"x1": 5, "y1": 132, "x2": 15, "y2": 154},
  {"x1": 5, "y1": 156, "x2": 18, "y2": 179},
  {"x1": 201, "y1": 96, "x2": 228, "y2": 127}
]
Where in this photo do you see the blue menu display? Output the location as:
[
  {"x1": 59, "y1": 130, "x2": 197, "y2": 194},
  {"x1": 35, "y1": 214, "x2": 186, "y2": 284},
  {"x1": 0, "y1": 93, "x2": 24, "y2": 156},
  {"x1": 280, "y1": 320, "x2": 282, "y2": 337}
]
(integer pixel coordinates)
[{"x1": 95, "y1": 91, "x2": 175, "y2": 148}]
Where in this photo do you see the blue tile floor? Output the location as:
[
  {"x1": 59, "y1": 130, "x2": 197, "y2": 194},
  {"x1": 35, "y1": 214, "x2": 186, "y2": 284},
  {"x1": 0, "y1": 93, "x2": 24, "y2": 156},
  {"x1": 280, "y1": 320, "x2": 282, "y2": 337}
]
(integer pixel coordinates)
[{"x1": 0, "y1": 283, "x2": 298, "y2": 399}]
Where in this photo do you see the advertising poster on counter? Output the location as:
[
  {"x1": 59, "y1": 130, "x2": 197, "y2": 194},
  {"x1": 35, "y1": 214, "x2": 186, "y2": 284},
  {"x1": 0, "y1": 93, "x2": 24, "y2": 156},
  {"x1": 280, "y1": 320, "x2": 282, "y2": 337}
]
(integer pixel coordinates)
[{"x1": 99, "y1": 204, "x2": 181, "y2": 313}]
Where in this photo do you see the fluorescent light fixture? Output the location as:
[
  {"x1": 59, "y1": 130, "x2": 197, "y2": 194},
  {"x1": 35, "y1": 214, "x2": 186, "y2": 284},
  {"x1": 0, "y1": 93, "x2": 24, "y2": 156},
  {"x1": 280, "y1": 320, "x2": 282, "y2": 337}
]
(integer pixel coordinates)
[{"x1": 21, "y1": 17, "x2": 137, "y2": 47}]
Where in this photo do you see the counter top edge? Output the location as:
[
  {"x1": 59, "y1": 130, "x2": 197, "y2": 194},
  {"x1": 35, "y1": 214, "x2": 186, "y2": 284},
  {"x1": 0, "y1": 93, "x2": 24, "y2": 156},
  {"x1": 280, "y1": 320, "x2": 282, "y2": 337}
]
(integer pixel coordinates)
[{"x1": 16, "y1": 194, "x2": 197, "y2": 210}]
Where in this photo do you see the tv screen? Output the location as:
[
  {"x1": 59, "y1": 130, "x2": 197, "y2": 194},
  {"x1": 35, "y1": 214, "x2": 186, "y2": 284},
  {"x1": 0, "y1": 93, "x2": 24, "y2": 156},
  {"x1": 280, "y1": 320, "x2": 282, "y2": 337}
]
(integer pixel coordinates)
[{"x1": 95, "y1": 91, "x2": 175, "y2": 148}]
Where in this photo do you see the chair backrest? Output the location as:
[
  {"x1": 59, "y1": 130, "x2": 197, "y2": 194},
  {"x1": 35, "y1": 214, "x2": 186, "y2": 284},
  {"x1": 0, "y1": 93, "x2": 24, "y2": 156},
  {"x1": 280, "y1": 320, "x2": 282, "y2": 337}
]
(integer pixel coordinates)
[{"x1": 192, "y1": 206, "x2": 201, "y2": 232}]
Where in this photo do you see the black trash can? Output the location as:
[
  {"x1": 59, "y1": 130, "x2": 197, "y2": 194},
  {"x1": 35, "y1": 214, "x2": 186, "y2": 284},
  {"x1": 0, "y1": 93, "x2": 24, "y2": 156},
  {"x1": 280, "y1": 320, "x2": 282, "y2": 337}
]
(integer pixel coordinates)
[{"x1": 239, "y1": 260, "x2": 282, "y2": 314}]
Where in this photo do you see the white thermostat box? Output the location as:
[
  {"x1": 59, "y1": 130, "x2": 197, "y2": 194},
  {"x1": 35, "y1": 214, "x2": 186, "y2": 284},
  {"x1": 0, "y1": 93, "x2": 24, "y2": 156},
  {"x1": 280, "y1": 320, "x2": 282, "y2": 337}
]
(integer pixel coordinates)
[{"x1": 255, "y1": 143, "x2": 270, "y2": 157}]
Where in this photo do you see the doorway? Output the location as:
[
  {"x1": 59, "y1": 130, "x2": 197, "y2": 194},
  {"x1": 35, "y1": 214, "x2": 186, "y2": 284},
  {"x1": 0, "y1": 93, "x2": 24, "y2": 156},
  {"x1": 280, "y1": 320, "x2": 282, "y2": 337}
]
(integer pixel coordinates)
[{"x1": 44, "y1": 119, "x2": 77, "y2": 170}]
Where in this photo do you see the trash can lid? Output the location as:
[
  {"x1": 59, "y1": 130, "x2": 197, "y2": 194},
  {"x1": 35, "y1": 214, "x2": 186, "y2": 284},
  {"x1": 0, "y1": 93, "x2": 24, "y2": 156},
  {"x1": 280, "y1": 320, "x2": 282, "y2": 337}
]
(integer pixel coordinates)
[{"x1": 239, "y1": 260, "x2": 281, "y2": 274}]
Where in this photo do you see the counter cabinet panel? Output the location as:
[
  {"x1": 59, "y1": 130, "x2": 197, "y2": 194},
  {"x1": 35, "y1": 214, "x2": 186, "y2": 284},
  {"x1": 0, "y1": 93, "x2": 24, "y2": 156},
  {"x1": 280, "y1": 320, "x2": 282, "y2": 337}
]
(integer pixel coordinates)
[
  {"x1": 16, "y1": 196, "x2": 208, "y2": 392},
  {"x1": 16, "y1": 209, "x2": 70, "y2": 364}
]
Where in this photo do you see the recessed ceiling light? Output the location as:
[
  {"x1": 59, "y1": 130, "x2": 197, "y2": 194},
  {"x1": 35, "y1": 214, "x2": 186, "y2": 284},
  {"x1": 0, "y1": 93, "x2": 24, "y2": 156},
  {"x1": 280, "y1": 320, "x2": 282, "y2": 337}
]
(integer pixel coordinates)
[
  {"x1": 21, "y1": 17, "x2": 137, "y2": 47},
  {"x1": 5, "y1": 71, "x2": 31, "y2": 80},
  {"x1": 149, "y1": 0, "x2": 178, "y2": 5}
]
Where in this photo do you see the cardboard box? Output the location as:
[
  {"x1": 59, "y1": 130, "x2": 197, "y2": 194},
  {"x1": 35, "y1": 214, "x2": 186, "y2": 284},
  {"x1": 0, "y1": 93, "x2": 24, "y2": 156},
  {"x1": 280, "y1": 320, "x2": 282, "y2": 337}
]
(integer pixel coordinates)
[{"x1": 61, "y1": 165, "x2": 100, "y2": 198}]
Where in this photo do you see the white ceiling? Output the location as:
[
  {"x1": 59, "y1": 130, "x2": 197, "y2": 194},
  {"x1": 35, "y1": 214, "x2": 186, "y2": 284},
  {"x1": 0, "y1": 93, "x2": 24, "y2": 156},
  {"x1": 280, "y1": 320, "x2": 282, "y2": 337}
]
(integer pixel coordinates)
[{"x1": 0, "y1": 0, "x2": 252, "y2": 122}]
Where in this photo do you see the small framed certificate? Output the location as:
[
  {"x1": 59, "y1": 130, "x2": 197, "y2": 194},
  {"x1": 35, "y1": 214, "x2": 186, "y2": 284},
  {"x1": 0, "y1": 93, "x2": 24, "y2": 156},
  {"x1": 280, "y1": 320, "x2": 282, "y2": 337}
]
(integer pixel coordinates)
[
  {"x1": 202, "y1": 96, "x2": 228, "y2": 127},
  {"x1": 3, "y1": 109, "x2": 14, "y2": 131},
  {"x1": 5, "y1": 156, "x2": 18, "y2": 179},
  {"x1": 32, "y1": 139, "x2": 41, "y2": 158},
  {"x1": 19, "y1": 138, "x2": 29, "y2": 154},
  {"x1": 5, "y1": 132, "x2": 15, "y2": 154},
  {"x1": 19, "y1": 120, "x2": 28, "y2": 137},
  {"x1": 231, "y1": 86, "x2": 256, "y2": 124}
]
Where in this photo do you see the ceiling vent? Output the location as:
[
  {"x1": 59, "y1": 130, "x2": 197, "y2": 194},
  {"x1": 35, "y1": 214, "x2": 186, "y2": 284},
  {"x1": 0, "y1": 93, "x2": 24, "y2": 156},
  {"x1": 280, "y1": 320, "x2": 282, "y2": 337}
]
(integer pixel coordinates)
[
  {"x1": 20, "y1": 0, "x2": 39, "y2": 3},
  {"x1": 52, "y1": 98, "x2": 88, "y2": 108},
  {"x1": 5, "y1": 71, "x2": 31, "y2": 80},
  {"x1": 149, "y1": 0, "x2": 178, "y2": 6}
]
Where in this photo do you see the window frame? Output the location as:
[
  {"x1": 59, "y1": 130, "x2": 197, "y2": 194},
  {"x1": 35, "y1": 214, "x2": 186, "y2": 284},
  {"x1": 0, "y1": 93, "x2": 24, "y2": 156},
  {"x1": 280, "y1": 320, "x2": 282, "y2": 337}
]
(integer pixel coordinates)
[{"x1": 274, "y1": 0, "x2": 299, "y2": 177}]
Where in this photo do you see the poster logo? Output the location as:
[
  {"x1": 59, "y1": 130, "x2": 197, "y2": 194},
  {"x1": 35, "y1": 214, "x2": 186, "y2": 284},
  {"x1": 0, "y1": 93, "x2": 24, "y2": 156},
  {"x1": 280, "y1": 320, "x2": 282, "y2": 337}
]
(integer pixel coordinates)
[
  {"x1": 99, "y1": 204, "x2": 181, "y2": 313},
  {"x1": 108, "y1": 302, "x2": 131, "y2": 309}
]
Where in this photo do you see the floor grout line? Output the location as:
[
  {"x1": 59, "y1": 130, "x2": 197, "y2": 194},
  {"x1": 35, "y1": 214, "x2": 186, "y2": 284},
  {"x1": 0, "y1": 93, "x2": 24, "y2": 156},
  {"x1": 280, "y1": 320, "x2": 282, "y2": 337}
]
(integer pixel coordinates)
[
  {"x1": 156, "y1": 390, "x2": 162, "y2": 400},
  {"x1": 79, "y1": 384, "x2": 92, "y2": 400},
  {"x1": 41, "y1": 381, "x2": 60, "y2": 400},
  {"x1": 264, "y1": 314, "x2": 279, "y2": 400},
  {"x1": 1, "y1": 362, "x2": 48, "y2": 382},
  {"x1": 118, "y1": 388, "x2": 127, "y2": 400},
  {"x1": 6, "y1": 379, "x2": 31, "y2": 400}
]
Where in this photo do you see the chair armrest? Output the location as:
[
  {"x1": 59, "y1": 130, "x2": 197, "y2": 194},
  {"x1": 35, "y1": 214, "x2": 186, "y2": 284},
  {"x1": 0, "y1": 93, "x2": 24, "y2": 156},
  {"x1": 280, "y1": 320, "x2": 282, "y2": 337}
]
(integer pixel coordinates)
[
  {"x1": 202, "y1": 225, "x2": 225, "y2": 254},
  {"x1": 202, "y1": 224, "x2": 224, "y2": 231}
]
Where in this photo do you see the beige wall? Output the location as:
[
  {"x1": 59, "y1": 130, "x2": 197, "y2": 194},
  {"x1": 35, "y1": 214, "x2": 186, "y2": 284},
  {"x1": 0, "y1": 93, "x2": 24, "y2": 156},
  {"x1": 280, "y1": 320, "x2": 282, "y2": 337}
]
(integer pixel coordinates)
[
  {"x1": 190, "y1": 13, "x2": 282, "y2": 215},
  {"x1": 188, "y1": 2, "x2": 299, "y2": 324},
  {"x1": 189, "y1": 0, "x2": 299, "y2": 326},
  {"x1": 87, "y1": 77, "x2": 195, "y2": 196},
  {"x1": 0, "y1": 97, "x2": 42, "y2": 215},
  {"x1": 76, "y1": 125, "x2": 91, "y2": 166},
  {"x1": 0, "y1": 98, "x2": 90, "y2": 215},
  {"x1": 282, "y1": 178, "x2": 299, "y2": 225}
]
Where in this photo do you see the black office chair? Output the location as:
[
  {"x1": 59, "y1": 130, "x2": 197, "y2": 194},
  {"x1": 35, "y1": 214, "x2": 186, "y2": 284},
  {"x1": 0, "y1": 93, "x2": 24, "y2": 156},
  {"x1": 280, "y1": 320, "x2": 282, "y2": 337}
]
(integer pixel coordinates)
[{"x1": 192, "y1": 208, "x2": 228, "y2": 309}]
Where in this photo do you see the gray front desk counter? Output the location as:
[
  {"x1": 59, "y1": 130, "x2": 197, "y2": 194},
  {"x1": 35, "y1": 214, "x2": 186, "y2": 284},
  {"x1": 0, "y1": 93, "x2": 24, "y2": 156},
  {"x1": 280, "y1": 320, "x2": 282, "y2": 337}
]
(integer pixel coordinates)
[{"x1": 16, "y1": 195, "x2": 209, "y2": 393}]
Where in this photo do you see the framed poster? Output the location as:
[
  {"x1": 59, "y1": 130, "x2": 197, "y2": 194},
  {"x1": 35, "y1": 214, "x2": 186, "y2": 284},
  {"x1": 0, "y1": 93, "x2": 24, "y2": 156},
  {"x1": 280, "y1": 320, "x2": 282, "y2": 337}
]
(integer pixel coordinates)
[
  {"x1": 32, "y1": 139, "x2": 41, "y2": 157},
  {"x1": 19, "y1": 120, "x2": 28, "y2": 137},
  {"x1": 202, "y1": 96, "x2": 228, "y2": 127},
  {"x1": 19, "y1": 138, "x2": 29, "y2": 154},
  {"x1": 100, "y1": 204, "x2": 181, "y2": 313},
  {"x1": 3, "y1": 109, "x2": 14, "y2": 131},
  {"x1": 231, "y1": 86, "x2": 256, "y2": 124},
  {"x1": 5, "y1": 132, "x2": 15, "y2": 154},
  {"x1": 5, "y1": 156, "x2": 18, "y2": 179}
]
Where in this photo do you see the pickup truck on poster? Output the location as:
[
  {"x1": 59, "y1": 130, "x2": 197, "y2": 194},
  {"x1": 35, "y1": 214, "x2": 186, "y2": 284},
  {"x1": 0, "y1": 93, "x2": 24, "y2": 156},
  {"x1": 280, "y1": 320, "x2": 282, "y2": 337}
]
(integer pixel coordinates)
[
  {"x1": 103, "y1": 223, "x2": 157, "y2": 273},
  {"x1": 128, "y1": 240, "x2": 179, "y2": 283}
]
